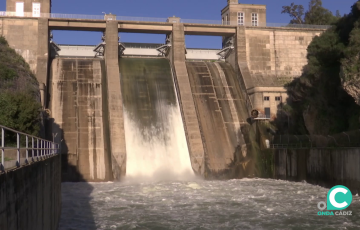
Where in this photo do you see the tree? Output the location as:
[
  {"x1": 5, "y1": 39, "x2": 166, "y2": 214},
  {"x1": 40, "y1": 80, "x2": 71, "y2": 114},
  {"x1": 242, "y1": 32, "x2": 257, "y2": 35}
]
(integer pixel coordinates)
[
  {"x1": 304, "y1": 0, "x2": 338, "y2": 25},
  {"x1": 0, "y1": 36, "x2": 41, "y2": 137},
  {"x1": 282, "y1": 0, "x2": 339, "y2": 25},
  {"x1": 281, "y1": 3, "x2": 305, "y2": 24},
  {"x1": 281, "y1": 1, "x2": 360, "y2": 135}
]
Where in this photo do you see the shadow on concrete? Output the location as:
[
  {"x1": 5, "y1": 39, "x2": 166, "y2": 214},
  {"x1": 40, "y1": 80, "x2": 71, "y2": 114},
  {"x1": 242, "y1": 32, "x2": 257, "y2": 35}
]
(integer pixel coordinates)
[{"x1": 46, "y1": 118, "x2": 97, "y2": 230}]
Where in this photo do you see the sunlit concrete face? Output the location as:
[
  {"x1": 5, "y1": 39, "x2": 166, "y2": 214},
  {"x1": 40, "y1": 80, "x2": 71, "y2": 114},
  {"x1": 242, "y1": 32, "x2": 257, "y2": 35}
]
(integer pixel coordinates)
[
  {"x1": 6, "y1": 0, "x2": 51, "y2": 14},
  {"x1": 221, "y1": 1, "x2": 266, "y2": 27}
]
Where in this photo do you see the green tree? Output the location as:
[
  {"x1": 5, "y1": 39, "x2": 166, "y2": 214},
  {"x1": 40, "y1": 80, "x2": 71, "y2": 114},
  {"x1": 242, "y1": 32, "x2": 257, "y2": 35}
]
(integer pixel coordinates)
[
  {"x1": 282, "y1": 0, "x2": 339, "y2": 25},
  {"x1": 304, "y1": 0, "x2": 338, "y2": 25},
  {"x1": 0, "y1": 92, "x2": 41, "y2": 136},
  {"x1": 281, "y1": 3, "x2": 305, "y2": 24},
  {"x1": 282, "y1": 1, "x2": 360, "y2": 135}
]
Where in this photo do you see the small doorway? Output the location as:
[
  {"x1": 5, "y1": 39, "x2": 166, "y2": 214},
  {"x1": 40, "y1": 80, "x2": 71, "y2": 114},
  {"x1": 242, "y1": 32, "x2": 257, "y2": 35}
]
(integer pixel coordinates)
[{"x1": 265, "y1": 107, "x2": 270, "y2": 119}]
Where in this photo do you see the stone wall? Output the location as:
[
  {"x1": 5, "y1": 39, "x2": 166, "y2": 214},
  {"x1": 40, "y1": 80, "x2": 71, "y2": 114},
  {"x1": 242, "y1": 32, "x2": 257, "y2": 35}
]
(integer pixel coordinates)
[
  {"x1": 275, "y1": 149, "x2": 360, "y2": 194},
  {"x1": 245, "y1": 27, "x2": 322, "y2": 82},
  {"x1": 0, "y1": 155, "x2": 61, "y2": 230},
  {"x1": 242, "y1": 27, "x2": 324, "y2": 117}
]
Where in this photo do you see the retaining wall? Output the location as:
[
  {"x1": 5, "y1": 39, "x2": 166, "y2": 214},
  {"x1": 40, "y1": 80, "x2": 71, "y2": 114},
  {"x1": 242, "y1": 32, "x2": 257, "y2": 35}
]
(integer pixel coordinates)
[
  {"x1": 275, "y1": 149, "x2": 360, "y2": 194},
  {"x1": 0, "y1": 155, "x2": 61, "y2": 230}
]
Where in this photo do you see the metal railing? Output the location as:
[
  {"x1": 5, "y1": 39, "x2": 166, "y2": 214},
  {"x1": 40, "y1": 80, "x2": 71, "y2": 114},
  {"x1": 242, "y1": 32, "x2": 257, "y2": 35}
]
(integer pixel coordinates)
[
  {"x1": 0, "y1": 125, "x2": 60, "y2": 171},
  {"x1": 270, "y1": 130, "x2": 360, "y2": 149},
  {"x1": 0, "y1": 11, "x2": 331, "y2": 29}
]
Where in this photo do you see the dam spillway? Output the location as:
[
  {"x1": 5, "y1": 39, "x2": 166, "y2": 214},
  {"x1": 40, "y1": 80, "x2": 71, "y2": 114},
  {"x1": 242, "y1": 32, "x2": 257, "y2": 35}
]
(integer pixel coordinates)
[
  {"x1": 49, "y1": 58, "x2": 111, "y2": 181},
  {"x1": 49, "y1": 55, "x2": 251, "y2": 180},
  {"x1": 119, "y1": 58, "x2": 193, "y2": 179},
  {"x1": 186, "y1": 61, "x2": 250, "y2": 178}
]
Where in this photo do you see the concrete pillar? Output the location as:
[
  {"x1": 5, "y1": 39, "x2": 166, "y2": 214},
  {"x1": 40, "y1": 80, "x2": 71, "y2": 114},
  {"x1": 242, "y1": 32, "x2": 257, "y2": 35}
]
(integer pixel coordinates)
[
  {"x1": 104, "y1": 20, "x2": 127, "y2": 179},
  {"x1": 36, "y1": 18, "x2": 49, "y2": 139},
  {"x1": 235, "y1": 26, "x2": 254, "y2": 90},
  {"x1": 225, "y1": 26, "x2": 254, "y2": 116},
  {"x1": 169, "y1": 23, "x2": 205, "y2": 176},
  {"x1": 36, "y1": 18, "x2": 49, "y2": 107}
]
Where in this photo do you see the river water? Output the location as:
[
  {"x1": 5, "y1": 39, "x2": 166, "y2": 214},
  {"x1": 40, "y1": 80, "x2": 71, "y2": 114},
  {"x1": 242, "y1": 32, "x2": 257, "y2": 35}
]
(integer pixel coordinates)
[{"x1": 59, "y1": 178, "x2": 360, "y2": 230}]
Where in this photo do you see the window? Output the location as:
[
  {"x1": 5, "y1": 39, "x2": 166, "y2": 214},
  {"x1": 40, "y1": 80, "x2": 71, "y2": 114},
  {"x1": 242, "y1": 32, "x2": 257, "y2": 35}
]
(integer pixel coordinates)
[
  {"x1": 252, "y1": 13, "x2": 258, "y2": 26},
  {"x1": 16, "y1": 2, "x2": 24, "y2": 17},
  {"x1": 33, "y1": 3, "x2": 41, "y2": 17},
  {"x1": 225, "y1": 14, "x2": 228, "y2": 25},
  {"x1": 222, "y1": 17, "x2": 224, "y2": 25},
  {"x1": 238, "y1": 12, "x2": 244, "y2": 25},
  {"x1": 264, "y1": 96, "x2": 270, "y2": 101},
  {"x1": 275, "y1": 96, "x2": 281, "y2": 101}
]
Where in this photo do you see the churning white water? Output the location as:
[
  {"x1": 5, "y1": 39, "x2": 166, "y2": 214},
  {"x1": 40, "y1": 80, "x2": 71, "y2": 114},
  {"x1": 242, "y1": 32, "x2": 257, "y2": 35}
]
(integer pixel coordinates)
[
  {"x1": 123, "y1": 104, "x2": 194, "y2": 180},
  {"x1": 59, "y1": 179, "x2": 360, "y2": 229}
]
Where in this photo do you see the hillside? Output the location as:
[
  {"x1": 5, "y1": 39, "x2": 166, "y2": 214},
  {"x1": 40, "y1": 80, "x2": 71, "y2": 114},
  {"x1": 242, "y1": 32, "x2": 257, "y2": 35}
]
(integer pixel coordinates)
[
  {"x1": 0, "y1": 36, "x2": 41, "y2": 136},
  {"x1": 279, "y1": 1, "x2": 360, "y2": 135}
]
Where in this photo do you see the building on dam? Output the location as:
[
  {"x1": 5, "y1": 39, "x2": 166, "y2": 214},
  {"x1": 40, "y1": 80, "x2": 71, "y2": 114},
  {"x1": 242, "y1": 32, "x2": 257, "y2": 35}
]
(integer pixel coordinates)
[{"x1": 0, "y1": 0, "x2": 326, "y2": 181}]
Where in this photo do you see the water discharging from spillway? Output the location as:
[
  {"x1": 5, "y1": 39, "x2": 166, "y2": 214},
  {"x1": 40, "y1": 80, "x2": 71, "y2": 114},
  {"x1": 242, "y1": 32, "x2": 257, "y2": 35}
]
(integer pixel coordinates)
[{"x1": 119, "y1": 58, "x2": 194, "y2": 180}]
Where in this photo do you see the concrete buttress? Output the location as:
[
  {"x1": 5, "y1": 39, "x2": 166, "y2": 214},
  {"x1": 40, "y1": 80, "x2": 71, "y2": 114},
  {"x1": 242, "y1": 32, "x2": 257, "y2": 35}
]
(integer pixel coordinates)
[
  {"x1": 104, "y1": 21, "x2": 127, "y2": 179},
  {"x1": 169, "y1": 23, "x2": 205, "y2": 176}
]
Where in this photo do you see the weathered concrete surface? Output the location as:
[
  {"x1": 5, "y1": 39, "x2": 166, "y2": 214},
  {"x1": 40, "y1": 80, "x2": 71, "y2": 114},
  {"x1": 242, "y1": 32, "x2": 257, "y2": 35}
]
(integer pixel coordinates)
[
  {"x1": 0, "y1": 18, "x2": 39, "y2": 73},
  {"x1": 245, "y1": 28, "x2": 322, "y2": 81},
  {"x1": 186, "y1": 61, "x2": 250, "y2": 179},
  {"x1": 169, "y1": 23, "x2": 205, "y2": 176},
  {"x1": 105, "y1": 21, "x2": 127, "y2": 179},
  {"x1": 49, "y1": 58, "x2": 112, "y2": 182},
  {"x1": 275, "y1": 149, "x2": 360, "y2": 194},
  {"x1": 0, "y1": 155, "x2": 61, "y2": 230},
  {"x1": 36, "y1": 18, "x2": 49, "y2": 87}
]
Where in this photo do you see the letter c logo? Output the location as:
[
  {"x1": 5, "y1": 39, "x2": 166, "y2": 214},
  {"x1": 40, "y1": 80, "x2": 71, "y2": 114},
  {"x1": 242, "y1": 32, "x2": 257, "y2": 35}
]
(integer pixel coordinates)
[
  {"x1": 327, "y1": 185, "x2": 352, "y2": 210},
  {"x1": 329, "y1": 188, "x2": 348, "y2": 208}
]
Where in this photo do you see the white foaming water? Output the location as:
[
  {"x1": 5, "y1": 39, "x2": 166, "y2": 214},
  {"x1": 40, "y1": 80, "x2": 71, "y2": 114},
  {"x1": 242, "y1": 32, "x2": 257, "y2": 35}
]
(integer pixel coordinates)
[
  {"x1": 123, "y1": 103, "x2": 194, "y2": 181},
  {"x1": 59, "y1": 179, "x2": 360, "y2": 229}
]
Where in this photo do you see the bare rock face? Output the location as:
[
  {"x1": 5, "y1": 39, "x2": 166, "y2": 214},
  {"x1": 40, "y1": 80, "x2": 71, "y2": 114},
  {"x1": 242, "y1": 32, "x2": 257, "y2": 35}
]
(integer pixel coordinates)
[
  {"x1": 341, "y1": 79, "x2": 360, "y2": 106},
  {"x1": 302, "y1": 105, "x2": 324, "y2": 135}
]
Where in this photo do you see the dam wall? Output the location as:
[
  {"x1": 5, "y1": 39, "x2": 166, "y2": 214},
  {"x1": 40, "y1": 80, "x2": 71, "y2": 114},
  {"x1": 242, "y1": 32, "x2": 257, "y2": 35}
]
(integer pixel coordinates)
[
  {"x1": 169, "y1": 23, "x2": 205, "y2": 175},
  {"x1": 0, "y1": 18, "x2": 49, "y2": 88},
  {"x1": 49, "y1": 57, "x2": 112, "y2": 182},
  {"x1": 0, "y1": 155, "x2": 61, "y2": 230},
  {"x1": 275, "y1": 149, "x2": 360, "y2": 194},
  {"x1": 243, "y1": 27, "x2": 323, "y2": 116},
  {"x1": 186, "y1": 61, "x2": 250, "y2": 178}
]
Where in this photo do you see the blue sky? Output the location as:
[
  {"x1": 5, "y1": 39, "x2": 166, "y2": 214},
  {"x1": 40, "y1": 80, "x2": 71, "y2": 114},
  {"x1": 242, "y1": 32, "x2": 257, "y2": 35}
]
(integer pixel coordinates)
[{"x1": 0, "y1": 0, "x2": 357, "y2": 48}]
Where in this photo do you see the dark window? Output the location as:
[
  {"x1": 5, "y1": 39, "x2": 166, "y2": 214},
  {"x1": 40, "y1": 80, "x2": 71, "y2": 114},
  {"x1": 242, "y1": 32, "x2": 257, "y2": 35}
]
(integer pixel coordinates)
[
  {"x1": 275, "y1": 96, "x2": 281, "y2": 101},
  {"x1": 264, "y1": 96, "x2": 270, "y2": 101},
  {"x1": 265, "y1": 107, "x2": 270, "y2": 118}
]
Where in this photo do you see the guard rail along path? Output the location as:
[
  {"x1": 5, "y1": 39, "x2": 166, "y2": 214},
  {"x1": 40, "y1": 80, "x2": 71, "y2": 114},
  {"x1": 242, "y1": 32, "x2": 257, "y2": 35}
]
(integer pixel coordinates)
[
  {"x1": 270, "y1": 130, "x2": 360, "y2": 149},
  {"x1": 0, "y1": 11, "x2": 331, "y2": 29},
  {"x1": 0, "y1": 125, "x2": 60, "y2": 172}
]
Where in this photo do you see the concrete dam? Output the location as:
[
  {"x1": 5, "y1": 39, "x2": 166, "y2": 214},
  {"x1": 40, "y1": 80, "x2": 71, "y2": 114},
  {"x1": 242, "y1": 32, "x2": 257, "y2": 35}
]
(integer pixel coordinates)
[{"x1": 49, "y1": 55, "x2": 250, "y2": 181}]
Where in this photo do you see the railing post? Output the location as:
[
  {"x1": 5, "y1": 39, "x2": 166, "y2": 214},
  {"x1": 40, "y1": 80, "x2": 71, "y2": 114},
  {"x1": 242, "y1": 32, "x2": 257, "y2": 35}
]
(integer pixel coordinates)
[
  {"x1": 37, "y1": 139, "x2": 39, "y2": 159},
  {"x1": 32, "y1": 137, "x2": 34, "y2": 161},
  {"x1": 1, "y1": 128, "x2": 4, "y2": 171},
  {"x1": 17, "y1": 132, "x2": 20, "y2": 167},
  {"x1": 26, "y1": 135, "x2": 28, "y2": 164}
]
